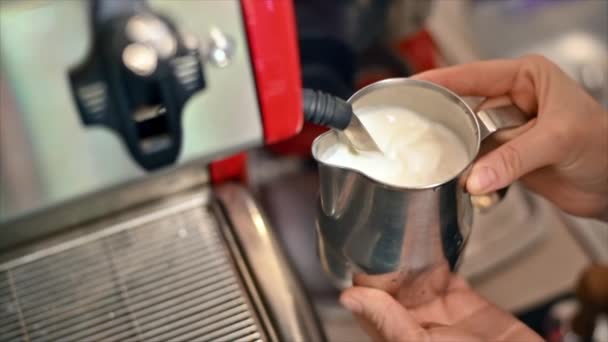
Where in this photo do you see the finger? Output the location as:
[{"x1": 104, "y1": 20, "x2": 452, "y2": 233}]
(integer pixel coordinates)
[
  {"x1": 466, "y1": 126, "x2": 558, "y2": 194},
  {"x1": 412, "y1": 57, "x2": 540, "y2": 114},
  {"x1": 352, "y1": 271, "x2": 402, "y2": 296},
  {"x1": 340, "y1": 287, "x2": 426, "y2": 342},
  {"x1": 412, "y1": 59, "x2": 523, "y2": 98},
  {"x1": 352, "y1": 313, "x2": 386, "y2": 342},
  {"x1": 396, "y1": 263, "x2": 452, "y2": 308}
]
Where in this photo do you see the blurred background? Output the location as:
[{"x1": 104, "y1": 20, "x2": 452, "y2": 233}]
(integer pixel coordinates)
[{"x1": 1, "y1": 0, "x2": 607, "y2": 341}]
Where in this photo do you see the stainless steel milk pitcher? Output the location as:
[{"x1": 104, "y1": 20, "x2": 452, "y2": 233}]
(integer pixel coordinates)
[{"x1": 312, "y1": 78, "x2": 528, "y2": 299}]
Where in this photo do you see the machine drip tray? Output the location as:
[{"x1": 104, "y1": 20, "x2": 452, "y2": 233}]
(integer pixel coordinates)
[{"x1": 0, "y1": 191, "x2": 267, "y2": 342}]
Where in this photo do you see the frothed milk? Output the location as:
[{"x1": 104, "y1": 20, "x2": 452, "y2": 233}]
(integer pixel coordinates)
[{"x1": 320, "y1": 106, "x2": 470, "y2": 187}]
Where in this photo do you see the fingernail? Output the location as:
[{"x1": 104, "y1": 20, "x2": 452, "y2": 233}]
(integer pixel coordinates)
[
  {"x1": 468, "y1": 167, "x2": 497, "y2": 193},
  {"x1": 340, "y1": 294, "x2": 362, "y2": 314}
]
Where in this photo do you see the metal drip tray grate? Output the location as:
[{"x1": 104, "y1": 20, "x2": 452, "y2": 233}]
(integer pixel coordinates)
[{"x1": 0, "y1": 198, "x2": 264, "y2": 342}]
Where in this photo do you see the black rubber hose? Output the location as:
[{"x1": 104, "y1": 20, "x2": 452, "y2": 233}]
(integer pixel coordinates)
[{"x1": 302, "y1": 89, "x2": 353, "y2": 130}]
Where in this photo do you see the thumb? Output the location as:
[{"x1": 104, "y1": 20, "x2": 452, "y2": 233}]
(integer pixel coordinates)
[
  {"x1": 467, "y1": 126, "x2": 555, "y2": 194},
  {"x1": 340, "y1": 287, "x2": 426, "y2": 342}
]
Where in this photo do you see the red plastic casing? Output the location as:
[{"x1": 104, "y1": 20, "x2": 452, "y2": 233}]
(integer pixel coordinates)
[
  {"x1": 241, "y1": 0, "x2": 303, "y2": 144},
  {"x1": 209, "y1": 153, "x2": 248, "y2": 184},
  {"x1": 209, "y1": 0, "x2": 303, "y2": 183}
]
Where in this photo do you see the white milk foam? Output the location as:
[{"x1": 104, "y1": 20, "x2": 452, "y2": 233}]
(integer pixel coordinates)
[{"x1": 320, "y1": 106, "x2": 470, "y2": 187}]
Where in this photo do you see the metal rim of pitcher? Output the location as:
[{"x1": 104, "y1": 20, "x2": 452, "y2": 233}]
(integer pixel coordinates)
[{"x1": 311, "y1": 77, "x2": 483, "y2": 191}]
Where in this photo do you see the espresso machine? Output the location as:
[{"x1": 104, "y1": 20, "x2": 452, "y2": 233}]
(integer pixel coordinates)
[{"x1": 0, "y1": 1, "x2": 325, "y2": 341}]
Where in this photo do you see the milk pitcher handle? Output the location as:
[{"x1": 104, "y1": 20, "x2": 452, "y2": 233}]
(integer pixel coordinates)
[
  {"x1": 462, "y1": 97, "x2": 530, "y2": 210},
  {"x1": 462, "y1": 96, "x2": 529, "y2": 139},
  {"x1": 476, "y1": 105, "x2": 529, "y2": 140}
]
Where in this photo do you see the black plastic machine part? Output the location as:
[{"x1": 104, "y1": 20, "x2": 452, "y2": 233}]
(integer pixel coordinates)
[
  {"x1": 302, "y1": 89, "x2": 354, "y2": 130},
  {"x1": 69, "y1": 0, "x2": 205, "y2": 171}
]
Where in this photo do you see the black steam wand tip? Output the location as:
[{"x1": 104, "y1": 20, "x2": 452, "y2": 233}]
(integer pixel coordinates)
[{"x1": 302, "y1": 89, "x2": 353, "y2": 130}]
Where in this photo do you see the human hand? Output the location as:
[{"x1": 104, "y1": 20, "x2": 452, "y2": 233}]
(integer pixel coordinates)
[
  {"x1": 340, "y1": 271, "x2": 543, "y2": 342},
  {"x1": 414, "y1": 55, "x2": 608, "y2": 221}
]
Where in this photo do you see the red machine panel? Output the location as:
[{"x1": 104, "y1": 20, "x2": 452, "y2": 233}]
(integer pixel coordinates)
[
  {"x1": 210, "y1": 0, "x2": 303, "y2": 183},
  {"x1": 241, "y1": 0, "x2": 303, "y2": 144}
]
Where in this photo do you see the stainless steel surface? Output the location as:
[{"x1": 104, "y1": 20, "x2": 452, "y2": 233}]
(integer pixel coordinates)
[
  {"x1": 0, "y1": 159, "x2": 209, "y2": 251},
  {"x1": 216, "y1": 184, "x2": 327, "y2": 342},
  {"x1": 311, "y1": 78, "x2": 529, "y2": 299},
  {"x1": 342, "y1": 114, "x2": 382, "y2": 153},
  {"x1": 0, "y1": 190, "x2": 269, "y2": 342},
  {"x1": 313, "y1": 150, "x2": 472, "y2": 300},
  {"x1": 0, "y1": 0, "x2": 263, "y2": 222},
  {"x1": 476, "y1": 105, "x2": 529, "y2": 140}
]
